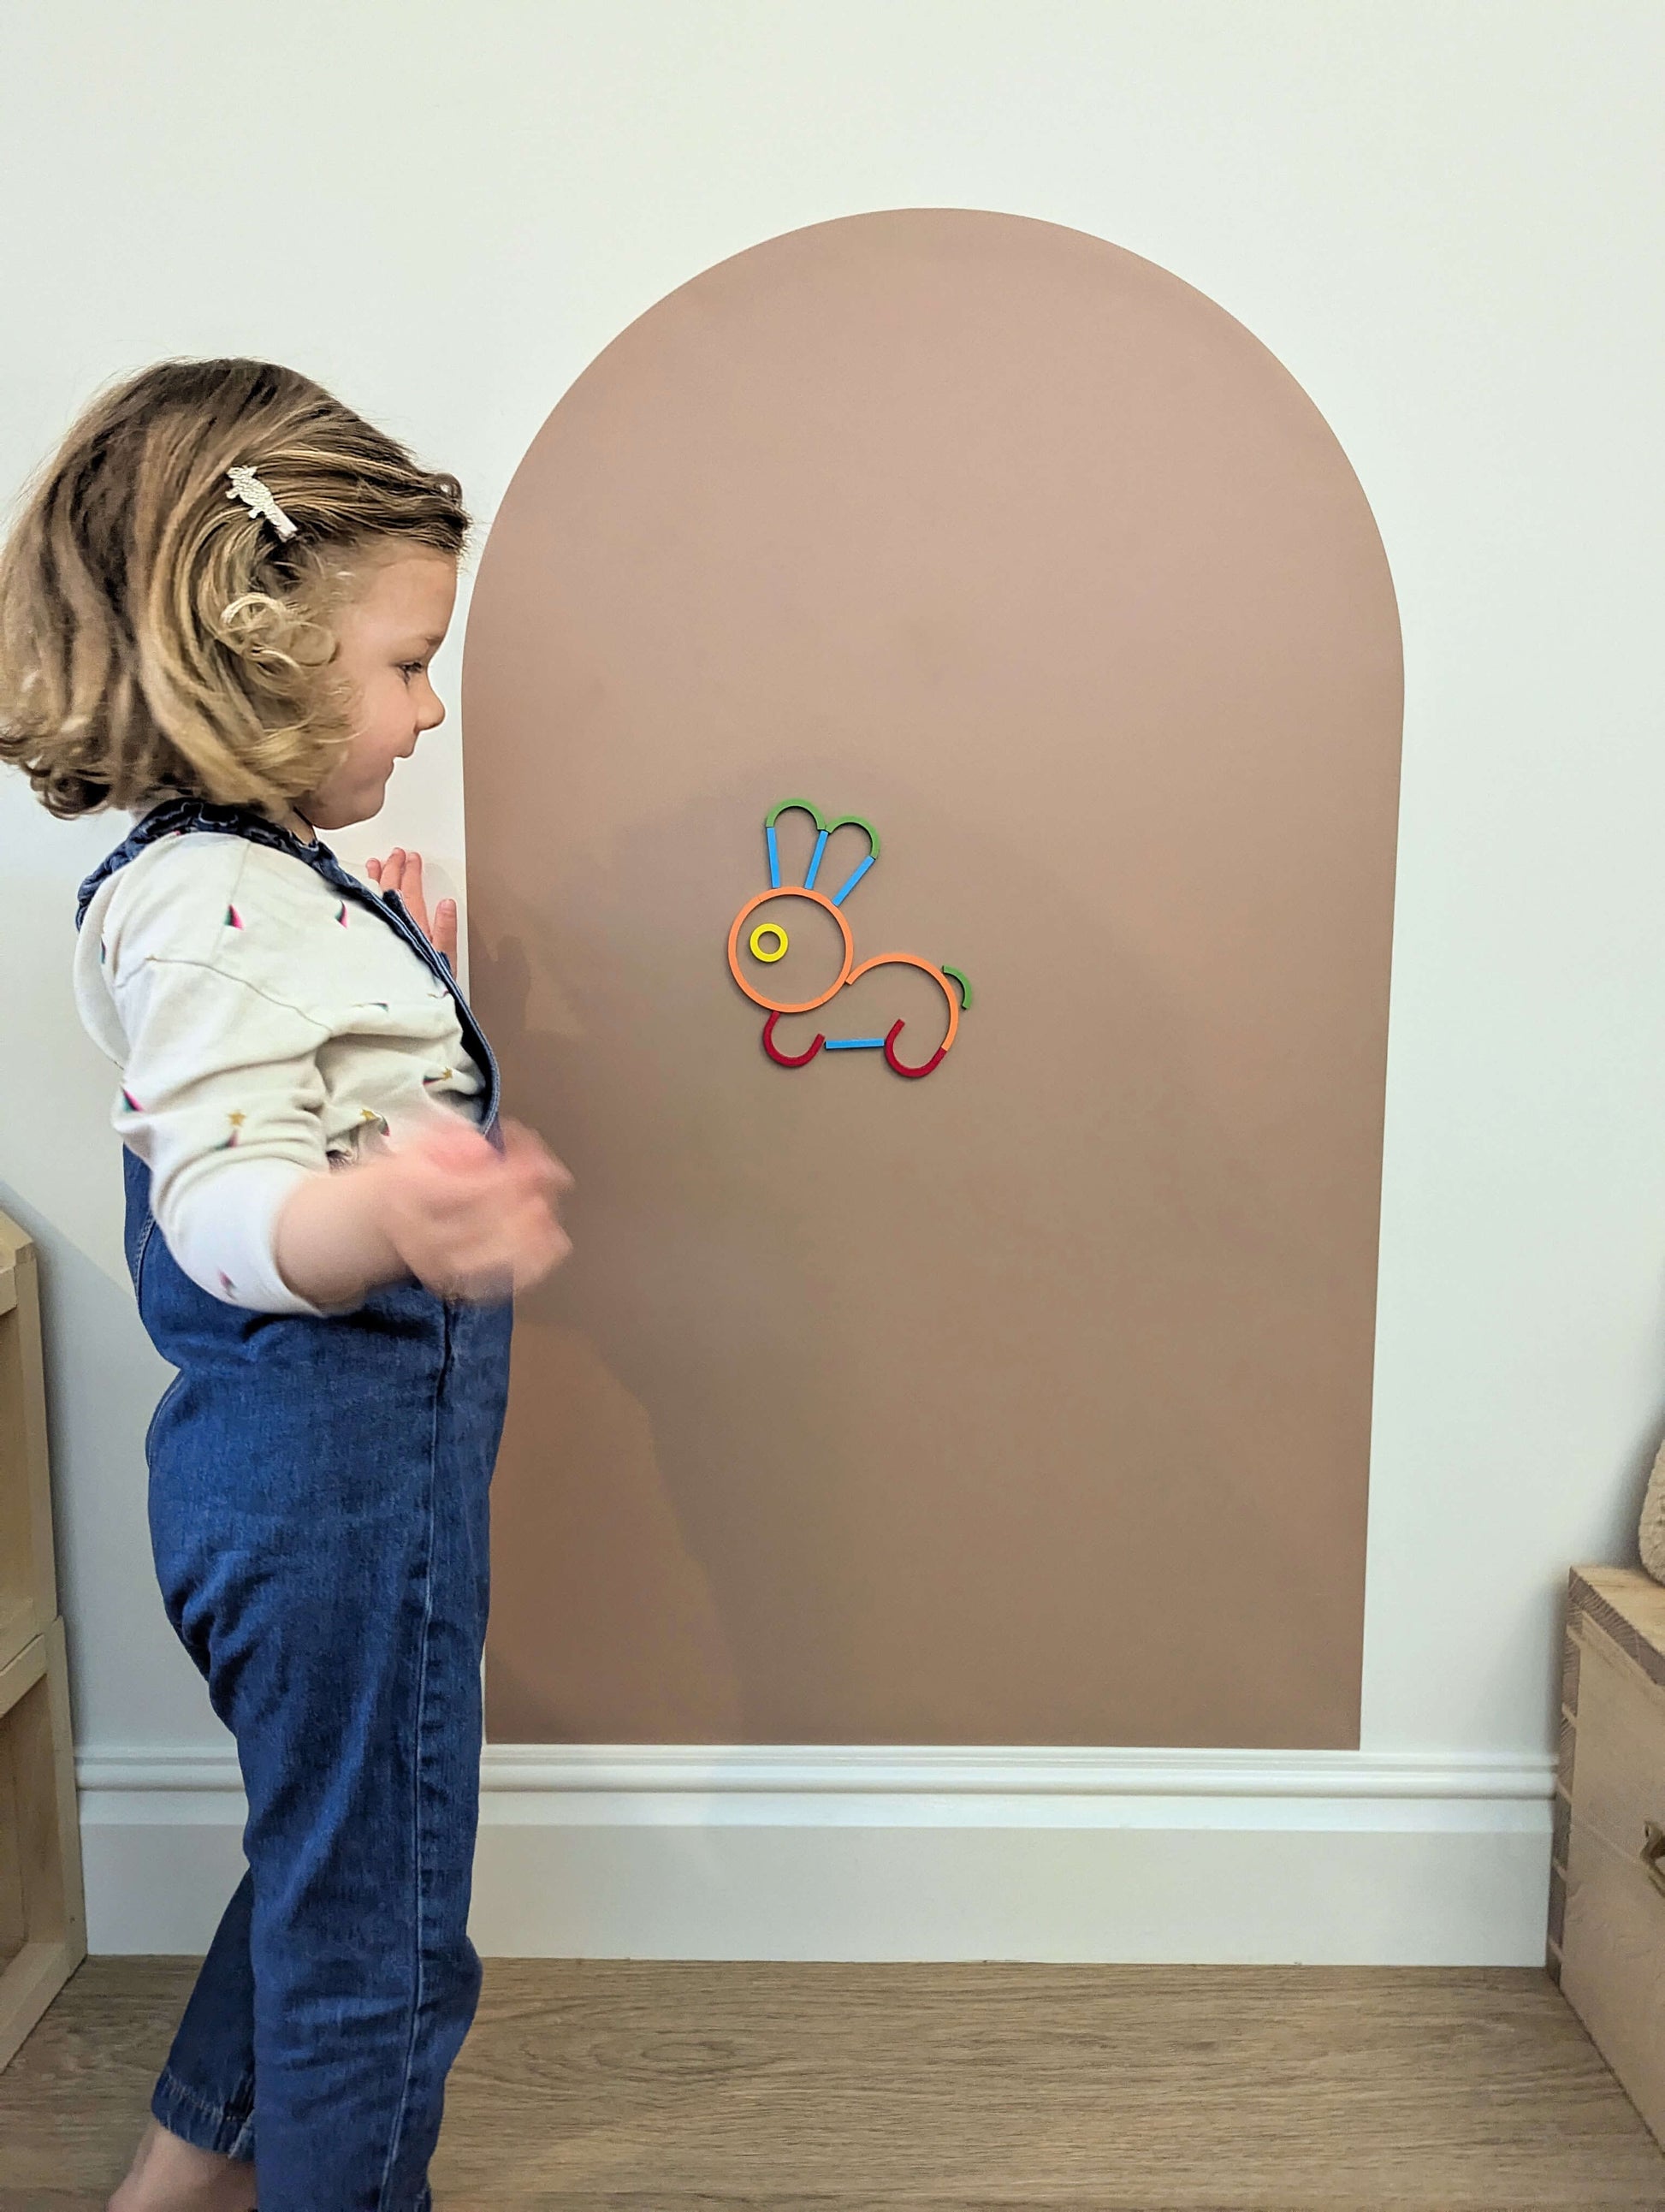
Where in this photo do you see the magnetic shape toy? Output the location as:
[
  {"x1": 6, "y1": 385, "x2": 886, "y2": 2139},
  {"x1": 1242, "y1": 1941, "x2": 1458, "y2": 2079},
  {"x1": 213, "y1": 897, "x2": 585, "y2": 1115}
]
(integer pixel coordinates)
[
  {"x1": 847, "y1": 952, "x2": 961, "y2": 1076},
  {"x1": 764, "y1": 798, "x2": 826, "y2": 893},
  {"x1": 728, "y1": 887, "x2": 853, "y2": 1014},
  {"x1": 762, "y1": 1011, "x2": 826, "y2": 1067},
  {"x1": 830, "y1": 852, "x2": 877, "y2": 906},
  {"x1": 882, "y1": 1020, "x2": 946, "y2": 1080},
  {"x1": 822, "y1": 816, "x2": 881, "y2": 906},
  {"x1": 730, "y1": 802, "x2": 969, "y2": 1079}
]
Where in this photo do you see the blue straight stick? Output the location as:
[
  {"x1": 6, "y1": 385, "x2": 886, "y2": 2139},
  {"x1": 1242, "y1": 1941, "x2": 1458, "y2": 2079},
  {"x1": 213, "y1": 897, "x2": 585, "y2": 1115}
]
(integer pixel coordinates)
[
  {"x1": 766, "y1": 822, "x2": 781, "y2": 890},
  {"x1": 830, "y1": 853, "x2": 876, "y2": 906},
  {"x1": 803, "y1": 827, "x2": 830, "y2": 891},
  {"x1": 824, "y1": 1036, "x2": 886, "y2": 1050}
]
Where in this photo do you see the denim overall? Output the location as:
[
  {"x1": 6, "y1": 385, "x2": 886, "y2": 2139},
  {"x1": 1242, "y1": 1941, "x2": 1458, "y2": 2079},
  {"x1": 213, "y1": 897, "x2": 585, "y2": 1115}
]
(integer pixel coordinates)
[{"x1": 77, "y1": 800, "x2": 513, "y2": 2211}]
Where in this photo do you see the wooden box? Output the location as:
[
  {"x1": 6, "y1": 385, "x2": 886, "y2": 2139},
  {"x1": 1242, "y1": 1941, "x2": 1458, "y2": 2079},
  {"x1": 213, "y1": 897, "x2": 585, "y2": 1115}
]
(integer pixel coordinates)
[
  {"x1": 0, "y1": 1210, "x2": 85, "y2": 2069},
  {"x1": 1551, "y1": 1565, "x2": 1665, "y2": 2145}
]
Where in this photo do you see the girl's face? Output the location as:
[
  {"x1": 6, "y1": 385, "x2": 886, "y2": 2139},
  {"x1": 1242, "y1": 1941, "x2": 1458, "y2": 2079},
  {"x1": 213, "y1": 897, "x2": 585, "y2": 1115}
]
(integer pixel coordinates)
[{"x1": 296, "y1": 549, "x2": 459, "y2": 832}]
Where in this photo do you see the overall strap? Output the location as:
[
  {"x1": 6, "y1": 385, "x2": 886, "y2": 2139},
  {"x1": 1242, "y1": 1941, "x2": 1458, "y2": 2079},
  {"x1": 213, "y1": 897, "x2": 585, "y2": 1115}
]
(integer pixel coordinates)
[
  {"x1": 75, "y1": 798, "x2": 501, "y2": 1129},
  {"x1": 74, "y1": 795, "x2": 237, "y2": 928}
]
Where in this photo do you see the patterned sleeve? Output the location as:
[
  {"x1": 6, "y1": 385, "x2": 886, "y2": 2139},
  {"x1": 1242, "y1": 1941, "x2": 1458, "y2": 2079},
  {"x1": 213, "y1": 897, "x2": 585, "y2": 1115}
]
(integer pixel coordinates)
[{"x1": 104, "y1": 895, "x2": 339, "y2": 1315}]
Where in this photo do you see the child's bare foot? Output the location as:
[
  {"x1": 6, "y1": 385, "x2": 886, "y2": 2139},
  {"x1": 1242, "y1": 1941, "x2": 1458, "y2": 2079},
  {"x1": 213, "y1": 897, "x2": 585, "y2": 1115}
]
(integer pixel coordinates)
[{"x1": 108, "y1": 2118, "x2": 257, "y2": 2212}]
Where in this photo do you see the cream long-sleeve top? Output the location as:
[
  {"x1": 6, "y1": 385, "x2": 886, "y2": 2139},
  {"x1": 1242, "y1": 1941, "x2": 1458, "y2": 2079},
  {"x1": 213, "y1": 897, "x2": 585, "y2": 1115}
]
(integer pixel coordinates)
[{"x1": 74, "y1": 827, "x2": 484, "y2": 1315}]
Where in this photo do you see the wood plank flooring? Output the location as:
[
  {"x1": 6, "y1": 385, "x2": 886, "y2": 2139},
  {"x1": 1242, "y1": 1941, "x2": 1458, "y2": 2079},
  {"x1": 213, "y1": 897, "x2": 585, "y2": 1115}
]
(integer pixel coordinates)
[{"x1": 1, "y1": 1959, "x2": 1661, "y2": 2209}]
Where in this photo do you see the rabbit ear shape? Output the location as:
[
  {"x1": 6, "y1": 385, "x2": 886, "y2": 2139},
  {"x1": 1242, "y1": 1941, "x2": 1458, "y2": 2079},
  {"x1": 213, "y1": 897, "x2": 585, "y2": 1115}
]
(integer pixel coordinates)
[
  {"x1": 820, "y1": 815, "x2": 882, "y2": 906},
  {"x1": 765, "y1": 798, "x2": 827, "y2": 890}
]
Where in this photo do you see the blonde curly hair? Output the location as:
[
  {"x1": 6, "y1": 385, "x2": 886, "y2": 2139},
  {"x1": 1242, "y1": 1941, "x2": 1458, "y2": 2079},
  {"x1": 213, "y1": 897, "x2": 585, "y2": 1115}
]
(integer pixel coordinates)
[{"x1": 0, "y1": 359, "x2": 470, "y2": 817}]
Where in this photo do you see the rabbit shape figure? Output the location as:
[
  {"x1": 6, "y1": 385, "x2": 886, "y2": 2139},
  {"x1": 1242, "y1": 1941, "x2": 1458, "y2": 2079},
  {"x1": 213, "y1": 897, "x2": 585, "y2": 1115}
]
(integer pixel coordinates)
[{"x1": 726, "y1": 798, "x2": 971, "y2": 1079}]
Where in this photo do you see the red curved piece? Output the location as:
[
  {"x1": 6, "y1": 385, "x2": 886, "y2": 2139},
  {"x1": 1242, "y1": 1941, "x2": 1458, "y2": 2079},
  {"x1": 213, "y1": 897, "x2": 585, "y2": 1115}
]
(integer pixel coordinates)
[
  {"x1": 882, "y1": 1017, "x2": 947, "y2": 1080},
  {"x1": 763, "y1": 1011, "x2": 825, "y2": 1068}
]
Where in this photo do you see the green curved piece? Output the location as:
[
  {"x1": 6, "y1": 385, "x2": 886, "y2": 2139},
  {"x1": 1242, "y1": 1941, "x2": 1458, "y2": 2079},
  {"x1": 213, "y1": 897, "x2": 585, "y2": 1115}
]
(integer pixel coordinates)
[
  {"x1": 822, "y1": 813, "x2": 881, "y2": 860},
  {"x1": 766, "y1": 798, "x2": 827, "y2": 832},
  {"x1": 941, "y1": 966, "x2": 973, "y2": 1011}
]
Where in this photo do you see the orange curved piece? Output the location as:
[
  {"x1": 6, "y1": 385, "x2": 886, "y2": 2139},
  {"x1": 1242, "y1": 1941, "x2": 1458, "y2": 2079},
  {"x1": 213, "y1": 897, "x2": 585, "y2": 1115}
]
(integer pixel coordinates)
[
  {"x1": 727, "y1": 888, "x2": 853, "y2": 1014},
  {"x1": 844, "y1": 952, "x2": 961, "y2": 1060}
]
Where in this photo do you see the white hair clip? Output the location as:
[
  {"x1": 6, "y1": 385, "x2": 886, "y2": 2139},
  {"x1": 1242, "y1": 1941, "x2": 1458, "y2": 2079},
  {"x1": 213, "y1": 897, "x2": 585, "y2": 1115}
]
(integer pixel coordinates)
[{"x1": 225, "y1": 465, "x2": 298, "y2": 543}]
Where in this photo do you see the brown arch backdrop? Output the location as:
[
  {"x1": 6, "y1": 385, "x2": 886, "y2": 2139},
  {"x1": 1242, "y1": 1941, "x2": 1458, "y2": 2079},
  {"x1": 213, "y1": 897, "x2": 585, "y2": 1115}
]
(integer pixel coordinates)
[{"x1": 463, "y1": 209, "x2": 1402, "y2": 1747}]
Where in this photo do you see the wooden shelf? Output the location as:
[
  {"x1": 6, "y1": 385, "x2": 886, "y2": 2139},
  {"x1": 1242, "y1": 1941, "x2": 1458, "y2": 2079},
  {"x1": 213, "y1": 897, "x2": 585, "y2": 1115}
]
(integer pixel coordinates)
[
  {"x1": 0, "y1": 1215, "x2": 56, "y2": 1676},
  {"x1": 1551, "y1": 1565, "x2": 1665, "y2": 2150},
  {"x1": 0, "y1": 1210, "x2": 85, "y2": 2071},
  {"x1": 0, "y1": 1623, "x2": 85, "y2": 2069}
]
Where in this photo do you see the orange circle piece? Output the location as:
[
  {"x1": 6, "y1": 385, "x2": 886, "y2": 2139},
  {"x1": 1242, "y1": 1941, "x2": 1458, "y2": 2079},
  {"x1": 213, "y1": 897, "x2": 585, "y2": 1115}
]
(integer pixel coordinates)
[{"x1": 727, "y1": 889, "x2": 854, "y2": 1014}]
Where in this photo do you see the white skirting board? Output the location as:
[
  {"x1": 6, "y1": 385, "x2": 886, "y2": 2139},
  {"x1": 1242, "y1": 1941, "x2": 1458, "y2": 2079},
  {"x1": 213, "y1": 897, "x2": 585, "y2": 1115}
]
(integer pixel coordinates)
[{"x1": 76, "y1": 1744, "x2": 1555, "y2": 1965}]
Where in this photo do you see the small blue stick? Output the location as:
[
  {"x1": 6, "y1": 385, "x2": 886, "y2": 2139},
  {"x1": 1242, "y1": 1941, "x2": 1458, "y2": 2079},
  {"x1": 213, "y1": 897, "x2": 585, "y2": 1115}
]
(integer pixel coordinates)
[
  {"x1": 824, "y1": 1036, "x2": 886, "y2": 1050},
  {"x1": 803, "y1": 827, "x2": 829, "y2": 892},
  {"x1": 830, "y1": 853, "x2": 876, "y2": 907},
  {"x1": 766, "y1": 823, "x2": 781, "y2": 891}
]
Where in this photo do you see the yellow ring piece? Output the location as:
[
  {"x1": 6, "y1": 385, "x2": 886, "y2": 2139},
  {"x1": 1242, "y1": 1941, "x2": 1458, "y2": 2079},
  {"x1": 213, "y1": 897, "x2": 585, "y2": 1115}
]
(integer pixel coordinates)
[{"x1": 749, "y1": 922, "x2": 790, "y2": 964}]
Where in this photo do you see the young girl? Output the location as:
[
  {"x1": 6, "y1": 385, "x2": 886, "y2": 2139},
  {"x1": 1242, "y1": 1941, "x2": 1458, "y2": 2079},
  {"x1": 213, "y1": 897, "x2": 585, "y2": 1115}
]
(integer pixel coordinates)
[{"x1": 0, "y1": 359, "x2": 571, "y2": 2212}]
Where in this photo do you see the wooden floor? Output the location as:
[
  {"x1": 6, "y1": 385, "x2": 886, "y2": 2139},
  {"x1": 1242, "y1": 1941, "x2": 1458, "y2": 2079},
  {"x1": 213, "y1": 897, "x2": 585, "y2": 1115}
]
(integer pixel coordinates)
[{"x1": 0, "y1": 1960, "x2": 1661, "y2": 2209}]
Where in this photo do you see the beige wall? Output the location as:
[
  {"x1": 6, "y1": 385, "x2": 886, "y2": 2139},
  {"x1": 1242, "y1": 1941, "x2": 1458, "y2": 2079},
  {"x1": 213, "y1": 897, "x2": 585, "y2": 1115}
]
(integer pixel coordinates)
[{"x1": 464, "y1": 211, "x2": 1401, "y2": 1747}]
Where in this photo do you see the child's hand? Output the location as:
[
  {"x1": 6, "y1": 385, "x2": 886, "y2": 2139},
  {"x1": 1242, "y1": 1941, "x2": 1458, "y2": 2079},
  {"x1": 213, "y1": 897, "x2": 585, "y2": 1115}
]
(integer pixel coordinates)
[
  {"x1": 366, "y1": 847, "x2": 457, "y2": 969},
  {"x1": 276, "y1": 1118, "x2": 572, "y2": 1308},
  {"x1": 368, "y1": 1118, "x2": 572, "y2": 1301}
]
